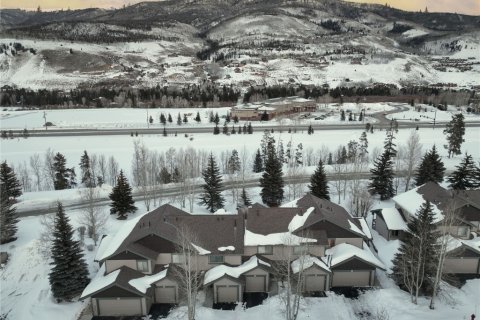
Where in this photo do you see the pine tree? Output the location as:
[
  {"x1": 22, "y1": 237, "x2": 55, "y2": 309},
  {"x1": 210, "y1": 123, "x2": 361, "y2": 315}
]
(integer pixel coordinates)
[
  {"x1": 79, "y1": 151, "x2": 95, "y2": 188},
  {"x1": 240, "y1": 188, "x2": 252, "y2": 207},
  {"x1": 340, "y1": 110, "x2": 345, "y2": 121},
  {"x1": 214, "y1": 113, "x2": 220, "y2": 125},
  {"x1": 444, "y1": 114, "x2": 465, "y2": 158},
  {"x1": 183, "y1": 114, "x2": 188, "y2": 123},
  {"x1": 49, "y1": 202, "x2": 89, "y2": 302},
  {"x1": 163, "y1": 127, "x2": 167, "y2": 137},
  {"x1": 227, "y1": 149, "x2": 241, "y2": 174},
  {"x1": 160, "y1": 113, "x2": 166, "y2": 125},
  {"x1": 247, "y1": 123, "x2": 253, "y2": 134},
  {"x1": 309, "y1": 160, "x2": 330, "y2": 200},
  {"x1": 391, "y1": 201, "x2": 439, "y2": 300},
  {"x1": 168, "y1": 113, "x2": 173, "y2": 123},
  {"x1": 307, "y1": 125, "x2": 314, "y2": 135},
  {"x1": 327, "y1": 153, "x2": 333, "y2": 165},
  {"x1": 109, "y1": 170, "x2": 137, "y2": 220},
  {"x1": 177, "y1": 113, "x2": 182, "y2": 125},
  {"x1": 448, "y1": 153, "x2": 478, "y2": 190},
  {"x1": 213, "y1": 125, "x2": 220, "y2": 135},
  {"x1": 195, "y1": 112, "x2": 201, "y2": 123},
  {"x1": 415, "y1": 146, "x2": 445, "y2": 186},
  {"x1": 253, "y1": 149, "x2": 264, "y2": 173},
  {"x1": 260, "y1": 142, "x2": 284, "y2": 207},
  {"x1": 369, "y1": 151, "x2": 395, "y2": 200},
  {"x1": 199, "y1": 154, "x2": 225, "y2": 213},
  {"x1": 0, "y1": 161, "x2": 22, "y2": 200},
  {"x1": 0, "y1": 184, "x2": 18, "y2": 244},
  {"x1": 359, "y1": 131, "x2": 368, "y2": 159},
  {"x1": 53, "y1": 153, "x2": 71, "y2": 190}
]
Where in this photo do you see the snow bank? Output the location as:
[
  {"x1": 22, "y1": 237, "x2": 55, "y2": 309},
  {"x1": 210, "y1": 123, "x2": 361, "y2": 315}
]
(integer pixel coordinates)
[
  {"x1": 244, "y1": 230, "x2": 317, "y2": 246},
  {"x1": 203, "y1": 256, "x2": 270, "y2": 285},
  {"x1": 128, "y1": 268, "x2": 168, "y2": 294},
  {"x1": 288, "y1": 207, "x2": 314, "y2": 232},
  {"x1": 192, "y1": 243, "x2": 211, "y2": 255}
]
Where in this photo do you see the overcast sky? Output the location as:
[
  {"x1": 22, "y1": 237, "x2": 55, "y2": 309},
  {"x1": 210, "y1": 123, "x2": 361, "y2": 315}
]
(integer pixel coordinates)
[{"x1": 1, "y1": 0, "x2": 479, "y2": 15}]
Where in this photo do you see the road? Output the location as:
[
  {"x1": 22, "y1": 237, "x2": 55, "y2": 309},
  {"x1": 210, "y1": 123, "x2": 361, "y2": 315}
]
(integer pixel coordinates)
[
  {"x1": 11, "y1": 105, "x2": 480, "y2": 137},
  {"x1": 16, "y1": 169, "x2": 446, "y2": 217}
]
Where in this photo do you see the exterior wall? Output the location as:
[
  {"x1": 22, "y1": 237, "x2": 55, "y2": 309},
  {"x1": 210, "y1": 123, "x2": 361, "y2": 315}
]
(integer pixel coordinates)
[
  {"x1": 243, "y1": 245, "x2": 325, "y2": 260},
  {"x1": 105, "y1": 260, "x2": 137, "y2": 273},
  {"x1": 156, "y1": 253, "x2": 172, "y2": 265},
  {"x1": 302, "y1": 266, "x2": 330, "y2": 291},
  {"x1": 224, "y1": 255, "x2": 242, "y2": 266},
  {"x1": 443, "y1": 258, "x2": 480, "y2": 274},
  {"x1": 333, "y1": 238, "x2": 363, "y2": 248},
  {"x1": 437, "y1": 225, "x2": 471, "y2": 240},
  {"x1": 374, "y1": 216, "x2": 391, "y2": 241}
]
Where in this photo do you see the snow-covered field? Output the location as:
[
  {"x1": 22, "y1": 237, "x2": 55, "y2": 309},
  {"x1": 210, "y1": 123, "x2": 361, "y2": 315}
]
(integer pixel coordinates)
[{"x1": 1, "y1": 105, "x2": 480, "y2": 320}]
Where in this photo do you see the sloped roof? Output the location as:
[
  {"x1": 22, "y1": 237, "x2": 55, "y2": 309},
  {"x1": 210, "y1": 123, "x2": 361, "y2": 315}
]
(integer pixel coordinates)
[
  {"x1": 392, "y1": 182, "x2": 448, "y2": 223},
  {"x1": 81, "y1": 265, "x2": 148, "y2": 299},
  {"x1": 377, "y1": 208, "x2": 408, "y2": 231},
  {"x1": 444, "y1": 235, "x2": 480, "y2": 255},
  {"x1": 204, "y1": 255, "x2": 272, "y2": 286},
  {"x1": 291, "y1": 255, "x2": 331, "y2": 274},
  {"x1": 98, "y1": 204, "x2": 245, "y2": 261},
  {"x1": 325, "y1": 243, "x2": 385, "y2": 270}
]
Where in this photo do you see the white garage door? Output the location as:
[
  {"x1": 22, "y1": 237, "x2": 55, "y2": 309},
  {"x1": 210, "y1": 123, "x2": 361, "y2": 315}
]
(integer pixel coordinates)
[
  {"x1": 305, "y1": 274, "x2": 325, "y2": 291},
  {"x1": 245, "y1": 275, "x2": 266, "y2": 292},
  {"x1": 444, "y1": 258, "x2": 479, "y2": 274},
  {"x1": 98, "y1": 298, "x2": 142, "y2": 316},
  {"x1": 155, "y1": 286, "x2": 177, "y2": 303},
  {"x1": 217, "y1": 285, "x2": 239, "y2": 303},
  {"x1": 333, "y1": 271, "x2": 371, "y2": 287}
]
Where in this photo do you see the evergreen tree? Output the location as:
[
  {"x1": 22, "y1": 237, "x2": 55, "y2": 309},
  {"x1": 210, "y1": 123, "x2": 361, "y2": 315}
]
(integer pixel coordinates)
[
  {"x1": 340, "y1": 110, "x2": 345, "y2": 121},
  {"x1": 0, "y1": 184, "x2": 18, "y2": 244},
  {"x1": 384, "y1": 130, "x2": 397, "y2": 158},
  {"x1": 309, "y1": 160, "x2": 330, "y2": 200},
  {"x1": 233, "y1": 115, "x2": 239, "y2": 123},
  {"x1": 307, "y1": 125, "x2": 314, "y2": 135},
  {"x1": 448, "y1": 153, "x2": 478, "y2": 190},
  {"x1": 358, "y1": 110, "x2": 364, "y2": 122},
  {"x1": 53, "y1": 153, "x2": 71, "y2": 190},
  {"x1": 168, "y1": 113, "x2": 173, "y2": 123},
  {"x1": 160, "y1": 113, "x2": 166, "y2": 125},
  {"x1": 49, "y1": 202, "x2": 89, "y2": 302},
  {"x1": 214, "y1": 113, "x2": 220, "y2": 125},
  {"x1": 415, "y1": 146, "x2": 445, "y2": 186},
  {"x1": 159, "y1": 167, "x2": 171, "y2": 184},
  {"x1": 295, "y1": 143, "x2": 303, "y2": 166},
  {"x1": 240, "y1": 187, "x2": 252, "y2": 207},
  {"x1": 260, "y1": 141, "x2": 284, "y2": 207},
  {"x1": 213, "y1": 125, "x2": 220, "y2": 135},
  {"x1": 369, "y1": 150, "x2": 395, "y2": 200},
  {"x1": 163, "y1": 127, "x2": 167, "y2": 137},
  {"x1": 227, "y1": 150, "x2": 241, "y2": 174},
  {"x1": 109, "y1": 170, "x2": 137, "y2": 220},
  {"x1": 79, "y1": 151, "x2": 95, "y2": 188},
  {"x1": 183, "y1": 114, "x2": 188, "y2": 123},
  {"x1": 253, "y1": 149, "x2": 264, "y2": 173},
  {"x1": 195, "y1": 112, "x2": 201, "y2": 123},
  {"x1": 444, "y1": 114, "x2": 465, "y2": 158},
  {"x1": 391, "y1": 201, "x2": 439, "y2": 299},
  {"x1": 359, "y1": 131, "x2": 368, "y2": 159},
  {"x1": 177, "y1": 113, "x2": 182, "y2": 125},
  {"x1": 0, "y1": 161, "x2": 22, "y2": 200},
  {"x1": 247, "y1": 123, "x2": 253, "y2": 134},
  {"x1": 199, "y1": 154, "x2": 225, "y2": 213}
]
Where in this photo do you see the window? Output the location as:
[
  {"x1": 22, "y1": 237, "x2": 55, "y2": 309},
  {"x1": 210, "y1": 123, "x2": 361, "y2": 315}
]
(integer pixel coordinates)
[
  {"x1": 172, "y1": 253, "x2": 185, "y2": 264},
  {"x1": 293, "y1": 246, "x2": 306, "y2": 255},
  {"x1": 208, "y1": 255, "x2": 224, "y2": 264},
  {"x1": 391, "y1": 230, "x2": 399, "y2": 237},
  {"x1": 137, "y1": 260, "x2": 149, "y2": 272},
  {"x1": 457, "y1": 226, "x2": 469, "y2": 237},
  {"x1": 258, "y1": 245, "x2": 273, "y2": 255}
]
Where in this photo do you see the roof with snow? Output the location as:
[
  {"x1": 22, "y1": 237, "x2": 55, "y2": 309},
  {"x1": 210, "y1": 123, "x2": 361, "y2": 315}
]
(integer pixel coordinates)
[
  {"x1": 392, "y1": 182, "x2": 449, "y2": 223},
  {"x1": 443, "y1": 235, "x2": 480, "y2": 255},
  {"x1": 291, "y1": 255, "x2": 331, "y2": 274},
  {"x1": 97, "y1": 203, "x2": 245, "y2": 261},
  {"x1": 203, "y1": 255, "x2": 272, "y2": 286},
  {"x1": 325, "y1": 243, "x2": 385, "y2": 270},
  {"x1": 376, "y1": 208, "x2": 408, "y2": 231},
  {"x1": 81, "y1": 265, "x2": 149, "y2": 299}
]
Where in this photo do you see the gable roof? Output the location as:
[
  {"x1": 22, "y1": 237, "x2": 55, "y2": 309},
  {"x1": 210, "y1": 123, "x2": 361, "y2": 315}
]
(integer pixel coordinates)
[
  {"x1": 376, "y1": 208, "x2": 408, "y2": 231},
  {"x1": 81, "y1": 265, "x2": 148, "y2": 299},
  {"x1": 444, "y1": 235, "x2": 480, "y2": 256},
  {"x1": 392, "y1": 182, "x2": 448, "y2": 223},
  {"x1": 203, "y1": 255, "x2": 272, "y2": 286},
  {"x1": 325, "y1": 243, "x2": 385, "y2": 271},
  {"x1": 98, "y1": 204, "x2": 245, "y2": 261},
  {"x1": 291, "y1": 255, "x2": 331, "y2": 274}
]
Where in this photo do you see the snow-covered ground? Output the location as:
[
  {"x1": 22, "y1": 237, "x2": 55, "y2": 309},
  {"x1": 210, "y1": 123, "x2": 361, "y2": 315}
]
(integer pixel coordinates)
[
  {"x1": 1, "y1": 105, "x2": 479, "y2": 320},
  {"x1": 387, "y1": 104, "x2": 480, "y2": 123}
]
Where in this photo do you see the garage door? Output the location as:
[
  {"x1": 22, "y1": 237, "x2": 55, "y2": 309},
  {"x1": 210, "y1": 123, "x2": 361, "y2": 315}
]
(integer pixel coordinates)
[
  {"x1": 305, "y1": 274, "x2": 325, "y2": 291},
  {"x1": 245, "y1": 275, "x2": 266, "y2": 292},
  {"x1": 444, "y1": 258, "x2": 479, "y2": 274},
  {"x1": 98, "y1": 298, "x2": 142, "y2": 316},
  {"x1": 217, "y1": 285, "x2": 239, "y2": 303},
  {"x1": 155, "y1": 286, "x2": 176, "y2": 303},
  {"x1": 332, "y1": 271, "x2": 371, "y2": 287}
]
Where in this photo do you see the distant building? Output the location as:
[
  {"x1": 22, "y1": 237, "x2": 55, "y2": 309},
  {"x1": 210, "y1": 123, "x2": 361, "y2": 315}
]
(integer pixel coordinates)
[{"x1": 230, "y1": 96, "x2": 316, "y2": 121}]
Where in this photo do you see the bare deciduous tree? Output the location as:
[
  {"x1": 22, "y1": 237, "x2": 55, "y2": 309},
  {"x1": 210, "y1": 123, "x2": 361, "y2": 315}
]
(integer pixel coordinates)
[
  {"x1": 107, "y1": 156, "x2": 119, "y2": 186},
  {"x1": 77, "y1": 187, "x2": 108, "y2": 246},
  {"x1": 43, "y1": 148, "x2": 56, "y2": 190},
  {"x1": 30, "y1": 153, "x2": 42, "y2": 191},
  {"x1": 402, "y1": 130, "x2": 423, "y2": 191}
]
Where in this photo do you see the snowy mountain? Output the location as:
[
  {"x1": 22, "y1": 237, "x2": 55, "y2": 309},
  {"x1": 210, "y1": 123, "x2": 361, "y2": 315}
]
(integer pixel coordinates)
[{"x1": 0, "y1": 0, "x2": 479, "y2": 89}]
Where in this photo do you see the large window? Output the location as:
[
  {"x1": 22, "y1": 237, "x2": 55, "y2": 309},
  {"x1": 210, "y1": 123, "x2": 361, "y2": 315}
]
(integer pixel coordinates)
[
  {"x1": 208, "y1": 255, "x2": 224, "y2": 264},
  {"x1": 137, "y1": 260, "x2": 149, "y2": 272},
  {"x1": 172, "y1": 253, "x2": 185, "y2": 264},
  {"x1": 258, "y1": 245, "x2": 273, "y2": 255}
]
